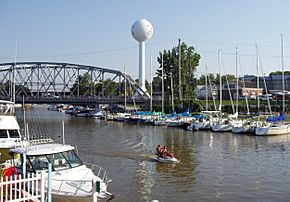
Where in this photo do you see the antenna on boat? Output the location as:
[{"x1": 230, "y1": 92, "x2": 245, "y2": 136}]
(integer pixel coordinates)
[
  {"x1": 23, "y1": 94, "x2": 27, "y2": 139},
  {"x1": 62, "y1": 120, "x2": 65, "y2": 145},
  {"x1": 26, "y1": 123, "x2": 30, "y2": 141},
  {"x1": 13, "y1": 40, "x2": 17, "y2": 103}
]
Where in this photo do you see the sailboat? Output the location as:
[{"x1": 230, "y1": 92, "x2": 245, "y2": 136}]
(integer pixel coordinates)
[
  {"x1": 212, "y1": 50, "x2": 233, "y2": 132},
  {"x1": 255, "y1": 35, "x2": 290, "y2": 136},
  {"x1": 231, "y1": 47, "x2": 252, "y2": 134},
  {"x1": 188, "y1": 64, "x2": 217, "y2": 131}
]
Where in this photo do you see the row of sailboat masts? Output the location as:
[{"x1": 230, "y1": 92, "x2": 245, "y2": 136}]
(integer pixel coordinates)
[{"x1": 204, "y1": 36, "x2": 285, "y2": 120}]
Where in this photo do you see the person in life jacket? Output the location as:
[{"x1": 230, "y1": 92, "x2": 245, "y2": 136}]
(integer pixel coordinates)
[
  {"x1": 160, "y1": 146, "x2": 173, "y2": 158},
  {"x1": 156, "y1": 144, "x2": 162, "y2": 157}
]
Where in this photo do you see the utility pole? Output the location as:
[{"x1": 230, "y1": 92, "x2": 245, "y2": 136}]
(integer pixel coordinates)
[{"x1": 178, "y1": 38, "x2": 183, "y2": 110}]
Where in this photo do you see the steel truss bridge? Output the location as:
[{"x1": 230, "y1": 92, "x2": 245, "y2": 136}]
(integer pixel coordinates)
[{"x1": 0, "y1": 62, "x2": 151, "y2": 105}]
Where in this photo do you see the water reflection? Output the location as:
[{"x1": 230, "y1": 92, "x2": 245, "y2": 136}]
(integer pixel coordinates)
[{"x1": 156, "y1": 162, "x2": 176, "y2": 173}]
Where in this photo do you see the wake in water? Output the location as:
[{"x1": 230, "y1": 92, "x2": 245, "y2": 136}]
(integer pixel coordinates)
[{"x1": 84, "y1": 150, "x2": 156, "y2": 161}]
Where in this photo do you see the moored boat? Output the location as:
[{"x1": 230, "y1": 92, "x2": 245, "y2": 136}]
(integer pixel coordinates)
[
  {"x1": 9, "y1": 142, "x2": 113, "y2": 201},
  {"x1": 0, "y1": 100, "x2": 28, "y2": 163}
]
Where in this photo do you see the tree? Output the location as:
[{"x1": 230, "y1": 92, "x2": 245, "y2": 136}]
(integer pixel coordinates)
[
  {"x1": 70, "y1": 74, "x2": 91, "y2": 96},
  {"x1": 155, "y1": 41, "x2": 201, "y2": 108},
  {"x1": 270, "y1": 71, "x2": 290, "y2": 76}
]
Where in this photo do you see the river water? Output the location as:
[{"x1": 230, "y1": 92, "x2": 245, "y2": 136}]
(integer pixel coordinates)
[{"x1": 17, "y1": 105, "x2": 290, "y2": 202}]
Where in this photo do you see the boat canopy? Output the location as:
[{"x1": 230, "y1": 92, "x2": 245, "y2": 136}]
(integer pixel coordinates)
[
  {"x1": 266, "y1": 112, "x2": 285, "y2": 122},
  {"x1": 178, "y1": 108, "x2": 190, "y2": 117},
  {"x1": 10, "y1": 143, "x2": 75, "y2": 156},
  {"x1": 134, "y1": 111, "x2": 164, "y2": 116}
]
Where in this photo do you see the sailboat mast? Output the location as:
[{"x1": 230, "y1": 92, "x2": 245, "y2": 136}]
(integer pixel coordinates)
[
  {"x1": 255, "y1": 43, "x2": 260, "y2": 112},
  {"x1": 170, "y1": 72, "x2": 174, "y2": 112},
  {"x1": 124, "y1": 66, "x2": 127, "y2": 111},
  {"x1": 178, "y1": 39, "x2": 182, "y2": 104},
  {"x1": 150, "y1": 55, "x2": 153, "y2": 112},
  {"x1": 161, "y1": 53, "x2": 164, "y2": 113},
  {"x1": 205, "y1": 63, "x2": 208, "y2": 111},
  {"x1": 281, "y1": 34, "x2": 285, "y2": 112},
  {"x1": 218, "y1": 50, "x2": 222, "y2": 114},
  {"x1": 235, "y1": 47, "x2": 238, "y2": 116}
]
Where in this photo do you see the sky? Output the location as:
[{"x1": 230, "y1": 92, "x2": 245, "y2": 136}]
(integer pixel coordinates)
[{"x1": 1, "y1": 0, "x2": 290, "y2": 82}]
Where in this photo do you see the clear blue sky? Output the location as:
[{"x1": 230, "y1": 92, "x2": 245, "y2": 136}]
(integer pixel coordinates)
[{"x1": 1, "y1": 0, "x2": 290, "y2": 81}]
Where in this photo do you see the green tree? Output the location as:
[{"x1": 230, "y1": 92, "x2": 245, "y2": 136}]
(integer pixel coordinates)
[
  {"x1": 155, "y1": 41, "x2": 200, "y2": 102},
  {"x1": 70, "y1": 74, "x2": 91, "y2": 96},
  {"x1": 270, "y1": 71, "x2": 290, "y2": 75}
]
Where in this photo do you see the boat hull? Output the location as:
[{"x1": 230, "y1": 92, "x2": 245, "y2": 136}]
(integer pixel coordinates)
[
  {"x1": 255, "y1": 124, "x2": 290, "y2": 135},
  {"x1": 232, "y1": 126, "x2": 251, "y2": 134},
  {"x1": 154, "y1": 156, "x2": 179, "y2": 163},
  {"x1": 189, "y1": 121, "x2": 211, "y2": 131},
  {"x1": 52, "y1": 194, "x2": 91, "y2": 202},
  {"x1": 212, "y1": 123, "x2": 232, "y2": 132}
]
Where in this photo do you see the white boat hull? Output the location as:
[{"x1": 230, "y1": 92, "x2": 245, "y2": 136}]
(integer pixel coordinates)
[
  {"x1": 212, "y1": 123, "x2": 232, "y2": 132},
  {"x1": 189, "y1": 121, "x2": 211, "y2": 131},
  {"x1": 255, "y1": 124, "x2": 290, "y2": 136},
  {"x1": 232, "y1": 125, "x2": 251, "y2": 134},
  {"x1": 154, "y1": 156, "x2": 179, "y2": 163}
]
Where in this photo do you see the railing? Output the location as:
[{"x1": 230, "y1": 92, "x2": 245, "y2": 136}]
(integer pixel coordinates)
[
  {"x1": 0, "y1": 172, "x2": 45, "y2": 202},
  {"x1": 45, "y1": 163, "x2": 111, "y2": 198},
  {"x1": 85, "y1": 162, "x2": 111, "y2": 186},
  {"x1": 29, "y1": 138, "x2": 54, "y2": 145}
]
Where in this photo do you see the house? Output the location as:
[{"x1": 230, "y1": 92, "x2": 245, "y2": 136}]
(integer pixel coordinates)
[{"x1": 195, "y1": 85, "x2": 218, "y2": 100}]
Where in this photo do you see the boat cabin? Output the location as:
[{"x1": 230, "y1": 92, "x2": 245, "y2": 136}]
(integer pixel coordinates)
[{"x1": 9, "y1": 143, "x2": 83, "y2": 174}]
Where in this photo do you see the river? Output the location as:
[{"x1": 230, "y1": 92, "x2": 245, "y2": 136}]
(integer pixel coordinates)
[{"x1": 17, "y1": 105, "x2": 290, "y2": 202}]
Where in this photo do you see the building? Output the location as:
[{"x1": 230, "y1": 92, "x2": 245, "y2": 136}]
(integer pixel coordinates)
[
  {"x1": 221, "y1": 81, "x2": 263, "y2": 100},
  {"x1": 195, "y1": 85, "x2": 218, "y2": 100}
]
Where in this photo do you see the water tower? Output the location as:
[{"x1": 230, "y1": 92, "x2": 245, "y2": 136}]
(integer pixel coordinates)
[{"x1": 131, "y1": 19, "x2": 153, "y2": 95}]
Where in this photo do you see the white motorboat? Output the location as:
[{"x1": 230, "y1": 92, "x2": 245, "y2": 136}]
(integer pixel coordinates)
[
  {"x1": 9, "y1": 142, "x2": 113, "y2": 201},
  {"x1": 0, "y1": 100, "x2": 28, "y2": 163}
]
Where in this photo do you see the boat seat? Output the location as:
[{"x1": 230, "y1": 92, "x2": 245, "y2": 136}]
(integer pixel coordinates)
[{"x1": 54, "y1": 159, "x2": 66, "y2": 167}]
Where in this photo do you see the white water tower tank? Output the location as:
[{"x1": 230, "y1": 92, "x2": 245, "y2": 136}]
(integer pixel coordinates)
[{"x1": 131, "y1": 19, "x2": 153, "y2": 95}]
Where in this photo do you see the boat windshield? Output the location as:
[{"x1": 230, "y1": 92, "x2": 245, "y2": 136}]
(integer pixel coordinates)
[
  {"x1": 27, "y1": 150, "x2": 83, "y2": 172},
  {"x1": 0, "y1": 130, "x2": 8, "y2": 138},
  {"x1": 8, "y1": 130, "x2": 20, "y2": 138}
]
